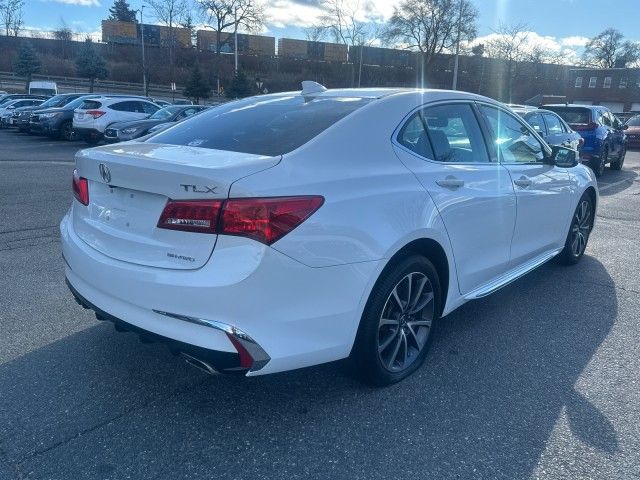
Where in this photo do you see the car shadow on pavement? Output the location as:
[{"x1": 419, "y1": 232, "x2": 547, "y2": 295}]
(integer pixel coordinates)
[
  {"x1": 598, "y1": 166, "x2": 638, "y2": 197},
  {"x1": 0, "y1": 255, "x2": 617, "y2": 479}
]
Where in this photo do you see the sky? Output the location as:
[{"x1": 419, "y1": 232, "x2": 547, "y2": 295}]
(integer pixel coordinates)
[{"x1": 20, "y1": 0, "x2": 640, "y2": 62}]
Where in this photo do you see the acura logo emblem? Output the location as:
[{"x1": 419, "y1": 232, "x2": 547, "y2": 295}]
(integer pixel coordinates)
[{"x1": 99, "y1": 163, "x2": 111, "y2": 183}]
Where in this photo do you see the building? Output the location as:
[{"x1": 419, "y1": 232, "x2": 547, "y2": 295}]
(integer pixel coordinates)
[{"x1": 567, "y1": 68, "x2": 640, "y2": 112}]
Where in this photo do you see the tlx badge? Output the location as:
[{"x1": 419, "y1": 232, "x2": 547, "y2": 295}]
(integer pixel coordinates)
[{"x1": 180, "y1": 184, "x2": 218, "y2": 194}]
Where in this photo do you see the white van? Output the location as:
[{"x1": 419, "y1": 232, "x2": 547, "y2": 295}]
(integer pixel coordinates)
[{"x1": 28, "y1": 81, "x2": 57, "y2": 96}]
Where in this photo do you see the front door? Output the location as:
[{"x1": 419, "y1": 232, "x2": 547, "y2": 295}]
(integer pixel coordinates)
[
  {"x1": 392, "y1": 102, "x2": 516, "y2": 295},
  {"x1": 478, "y1": 105, "x2": 573, "y2": 265}
]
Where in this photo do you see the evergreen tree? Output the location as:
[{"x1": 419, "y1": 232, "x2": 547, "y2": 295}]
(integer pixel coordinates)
[
  {"x1": 108, "y1": 0, "x2": 137, "y2": 22},
  {"x1": 226, "y1": 71, "x2": 253, "y2": 99},
  {"x1": 75, "y1": 38, "x2": 108, "y2": 93},
  {"x1": 13, "y1": 42, "x2": 41, "y2": 92},
  {"x1": 183, "y1": 63, "x2": 211, "y2": 104}
]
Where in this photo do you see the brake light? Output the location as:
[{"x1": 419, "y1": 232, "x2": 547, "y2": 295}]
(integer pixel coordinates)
[
  {"x1": 157, "y1": 200, "x2": 223, "y2": 233},
  {"x1": 572, "y1": 122, "x2": 598, "y2": 131},
  {"x1": 157, "y1": 196, "x2": 324, "y2": 245},
  {"x1": 86, "y1": 110, "x2": 106, "y2": 119},
  {"x1": 72, "y1": 169, "x2": 89, "y2": 205}
]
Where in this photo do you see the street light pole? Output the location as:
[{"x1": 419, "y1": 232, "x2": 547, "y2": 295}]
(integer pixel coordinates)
[
  {"x1": 452, "y1": 0, "x2": 463, "y2": 90},
  {"x1": 233, "y1": 6, "x2": 238, "y2": 74},
  {"x1": 140, "y1": 6, "x2": 147, "y2": 95}
]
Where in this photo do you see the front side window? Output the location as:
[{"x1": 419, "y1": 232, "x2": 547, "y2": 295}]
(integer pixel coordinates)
[
  {"x1": 480, "y1": 105, "x2": 546, "y2": 164},
  {"x1": 543, "y1": 113, "x2": 564, "y2": 134},
  {"x1": 149, "y1": 95, "x2": 372, "y2": 156}
]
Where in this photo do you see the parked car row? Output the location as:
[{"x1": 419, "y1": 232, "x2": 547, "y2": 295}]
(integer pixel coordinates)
[
  {"x1": 0, "y1": 91, "x2": 211, "y2": 144},
  {"x1": 508, "y1": 103, "x2": 630, "y2": 177}
]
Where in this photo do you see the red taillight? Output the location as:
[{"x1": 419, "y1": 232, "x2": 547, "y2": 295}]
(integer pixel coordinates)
[
  {"x1": 157, "y1": 196, "x2": 324, "y2": 245},
  {"x1": 72, "y1": 169, "x2": 89, "y2": 206},
  {"x1": 226, "y1": 334, "x2": 254, "y2": 369},
  {"x1": 157, "y1": 200, "x2": 223, "y2": 233},
  {"x1": 86, "y1": 110, "x2": 105, "y2": 119},
  {"x1": 571, "y1": 122, "x2": 598, "y2": 131},
  {"x1": 221, "y1": 196, "x2": 324, "y2": 245}
]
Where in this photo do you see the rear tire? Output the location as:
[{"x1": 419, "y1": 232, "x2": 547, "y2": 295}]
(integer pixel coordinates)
[
  {"x1": 592, "y1": 148, "x2": 607, "y2": 178},
  {"x1": 558, "y1": 193, "x2": 594, "y2": 265},
  {"x1": 351, "y1": 255, "x2": 441, "y2": 386},
  {"x1": 57, "y1": 121, "x2": 73, "y2": 141},
  {"x1": 610, "y1": 146, "x2": 625, "y2": 170}
]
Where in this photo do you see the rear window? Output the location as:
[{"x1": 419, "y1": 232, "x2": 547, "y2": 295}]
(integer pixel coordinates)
[
  {"x1": 546, "y1": 107, "x2": 591, "y2": 125},
  {"x1": 148, "y1": 95, "x2": 372, "y2": 156},
  {"x1": 79, "y1": 100, "x2": 102, "y2": 110}
]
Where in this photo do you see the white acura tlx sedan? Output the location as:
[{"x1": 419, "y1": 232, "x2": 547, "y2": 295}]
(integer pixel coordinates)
[{"x1": 61, "y1": 82, "x2": 598, "y2": 385}]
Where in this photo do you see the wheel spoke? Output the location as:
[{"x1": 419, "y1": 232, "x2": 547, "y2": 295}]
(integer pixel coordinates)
[
  {"x1": 380, "y1": 317, "x2": 399, "y2": 327},
  {"x1": 388, "y1": 332, "x2": 403, "y2": 368},
  {"x1": 400, "y1": 332, "x2": 408, "y2": 365},
  {"x1": 391, "y1": 285, "x2": 405, "y2": 311},
  {"x1": 406, "y1": 324, "x2": 421, "y2": 349},
  {"x1": 409, "y1": 291, "x2": 434, "y2": 314},
  {"x1": 407, "y1": 319, "x2": 432, "y2": 328},
  {"x1": 408, "y1": 275, "x2": 428, "y2": 311},
  {"x1": 378, "y1": 328, "x2": 399, "y2": 353}
]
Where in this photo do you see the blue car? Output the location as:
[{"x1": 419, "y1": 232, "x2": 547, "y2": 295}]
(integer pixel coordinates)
[{"x1": 545, "y1": 104, "x2": 627, "y2": 177}]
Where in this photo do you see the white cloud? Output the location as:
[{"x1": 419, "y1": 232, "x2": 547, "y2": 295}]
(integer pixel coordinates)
[
  {"x1": 43, "y1": 0, "x2": 101, "y2": 6},
  {"x1": 560, "y1": 36, "x2": 590, "y2": 48},
  {"x1": 264, "y1": 0, "x2": 394, "y2": 29}
]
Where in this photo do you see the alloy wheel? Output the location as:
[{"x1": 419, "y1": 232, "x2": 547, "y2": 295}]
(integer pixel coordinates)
[
  {"x1": 571, "y1": 200, "x2": 592, "y2": 257},
  {"x1": 377, "y1": 272, "x2": 435, "y2": 372}
]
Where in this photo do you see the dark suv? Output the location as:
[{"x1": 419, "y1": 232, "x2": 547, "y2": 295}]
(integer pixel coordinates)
[
  {"x1": 545, "y1": 105, "x2": 627, "y2": 176},
  {"x1": 13, "y1": 93, "x2": 87, "y2": 133},
  {"x1": 30, "y1": 95, "x2": 99, "y2": 140}
]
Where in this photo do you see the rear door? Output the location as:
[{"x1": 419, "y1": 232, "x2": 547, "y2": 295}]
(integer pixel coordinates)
[
  {"x1": 478, "y1": 104, "x2": 573, "y2": 265},
  {"x1": 607, "y1": 112, "x2": 626, "y2": 157},
  {"x1": 392, "y1": 102, "x2": 516, "y2": 295}
]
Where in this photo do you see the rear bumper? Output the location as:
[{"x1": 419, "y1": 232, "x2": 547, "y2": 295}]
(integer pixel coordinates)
[{"x1": 60, "y1": 209, "x2": 379, "y2": 376}]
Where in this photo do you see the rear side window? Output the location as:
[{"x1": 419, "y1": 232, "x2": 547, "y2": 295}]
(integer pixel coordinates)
[
  {"x1": 543, "y1": 113, "x2": 564, "y2": 134},
  {"x1": 79, "y1": 100, "x2": 102, "y2": 110},
  {"x1": 526, "y1": 113, "x2": 547, "y2": 135},
  {"x1": 148, "y1": 96, "x2": 372, "y2": 156},
  {"x1": 109, "y1": 101, "x2": 136, "y2": 112},
  {"x1": 547, "y1": 107, "x2": 591, "y2": 125},
  {"x1": 397, "y1": 113, "x2": 435, "y2": 159}
]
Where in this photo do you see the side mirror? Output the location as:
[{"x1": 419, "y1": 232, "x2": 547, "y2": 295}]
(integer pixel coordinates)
[{"x1": 551, "y1": 145, "x2": 578, "y2": 168}]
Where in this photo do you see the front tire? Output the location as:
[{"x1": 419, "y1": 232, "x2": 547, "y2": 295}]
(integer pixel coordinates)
[
  {"x1": 57, "y1": 121, "x2": 73, "y2": 141},
  {"x1": 351, "y1": 255, "x2": 441, "y2": 386},
  {"x1": 558, "y1": 193, "x2": 594, "y2": 265}
]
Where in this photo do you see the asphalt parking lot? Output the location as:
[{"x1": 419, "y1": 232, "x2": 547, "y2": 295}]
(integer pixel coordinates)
[{"x1": 1, "y1": 128, "x2": 639, "y2": 480}]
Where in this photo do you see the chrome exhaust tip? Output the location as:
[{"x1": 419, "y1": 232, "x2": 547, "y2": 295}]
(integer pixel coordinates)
[{"x1": 180, "y1": 352, "x2": 219, "y2": 375}]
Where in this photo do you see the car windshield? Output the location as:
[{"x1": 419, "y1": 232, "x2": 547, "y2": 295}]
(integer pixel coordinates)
[
  {"x1": 626, "y1": 116, "x2": 640, "y2": 126},
  {"x1": 546, "y1": 107, "x2": 591, "y2": 125},
  {"x1": 38, "y1": 95, "x2": 73, "y2": 109},
  {"x1": 148, "y1": 95, "x2": 372, "y2": 156},
  {"x1": 150, "y1": 106, "x2": 182, "y2": 120}
]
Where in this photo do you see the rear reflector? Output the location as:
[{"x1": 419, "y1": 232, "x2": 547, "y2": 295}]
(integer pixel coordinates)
[
  {"x1": 157, "y1": 196, "x2": 324, "y2": 245},
  {"x1": 72, "y1": 169, "x2": 89, "y2": 206},
  {"x1": 157, "y1": 200, "x2": 223, "y2": 233}
]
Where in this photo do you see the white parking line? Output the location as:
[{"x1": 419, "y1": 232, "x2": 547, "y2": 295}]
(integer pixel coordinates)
[
  {"x1": 0, "y1": 160, "x2": 74, "y2": 165},
  {"x1": 598, "y1": 178, "x2": 635, "y2": 192}
]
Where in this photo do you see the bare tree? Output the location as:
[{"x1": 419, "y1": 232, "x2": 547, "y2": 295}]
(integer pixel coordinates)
[
  {"x1": 54, "y1": 18, "x2": 74, "y2": 59},
  {"x1": 145, "y1": 0, "x2": 189, "y2": 87},
  {"x1": 0, "y1": 0, "x2": 24, "y2": 37},
  {"x1": 384, "y1": 0, "x2": 477, "y2": 77},
  {"x1": 197, "y1": 0, "x2": 266, "y2": 55},
  {"x1": 304, "y1": 25, "x2": 326, "y2": 42},
  {"x1": 318, "y1": 0, "x2": 373, "y2": 48},
  {"x1": 484, "y1": 22, "x2": 530, "y2": 102},
  {"x1": 582, "y1": 28, "x2": 640, "y2": 68}
]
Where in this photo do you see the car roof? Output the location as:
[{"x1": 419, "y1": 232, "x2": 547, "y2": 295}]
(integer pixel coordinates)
[{"x1": 545, "y1": 104, "x2": 604, "y2": 110}]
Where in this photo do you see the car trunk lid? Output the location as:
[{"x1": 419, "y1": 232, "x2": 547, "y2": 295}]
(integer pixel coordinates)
[{"x1": 72, "y1": 142, "x2": 280, "y2": 269}]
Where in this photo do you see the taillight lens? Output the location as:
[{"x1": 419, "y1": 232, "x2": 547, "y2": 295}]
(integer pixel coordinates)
[
  {"x1": 86, "y1": 110, "x2": 106, "y2": 119},
  {"x1": 157, "y1": 200, "x2": 223, "y2": 233},
  {"x1": 157, "y1": 196, "x2": 324, "y2": 245},
  {"x1": 72, "y1": 169, "x2": 89, "y2": 206},
  {"x1": 221, "y1": 196, "x2": 324, "y2": 245}
]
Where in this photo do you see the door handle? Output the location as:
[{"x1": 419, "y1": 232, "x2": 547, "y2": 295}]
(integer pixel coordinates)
[
  {"x1": 513, "y1": 176, "x2": 532, "y2": 188},
  {"x1": 436, "y1": 176, "x2": 464, "y2": 189}
]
